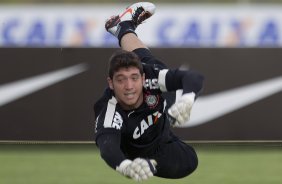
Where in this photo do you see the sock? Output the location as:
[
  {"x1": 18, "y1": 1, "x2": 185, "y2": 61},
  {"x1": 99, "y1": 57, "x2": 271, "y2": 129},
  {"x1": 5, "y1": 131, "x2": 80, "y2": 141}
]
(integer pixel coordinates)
[{"x1": 117, "y1": 21, "x2": 137, "y2": 46}]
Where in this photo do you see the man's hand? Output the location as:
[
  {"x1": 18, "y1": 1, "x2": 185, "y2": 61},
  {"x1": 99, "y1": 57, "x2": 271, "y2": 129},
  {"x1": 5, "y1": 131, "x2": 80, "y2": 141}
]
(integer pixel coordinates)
[
  {"x1": 116, "y1": 158, "x2": 157, "y2": 181},
  {"x1": 168, "y1": 92, "x2": 195, "y2": 127}
]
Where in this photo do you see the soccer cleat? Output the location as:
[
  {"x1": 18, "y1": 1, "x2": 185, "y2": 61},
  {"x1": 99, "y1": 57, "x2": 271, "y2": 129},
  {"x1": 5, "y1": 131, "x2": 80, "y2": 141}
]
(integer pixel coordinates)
[
  {"x1": 105, "y1": 2, "x2": 156, "y2": 40},
  {"x1": 127, "y1": 2, "x2": 156, "y2": 27}
]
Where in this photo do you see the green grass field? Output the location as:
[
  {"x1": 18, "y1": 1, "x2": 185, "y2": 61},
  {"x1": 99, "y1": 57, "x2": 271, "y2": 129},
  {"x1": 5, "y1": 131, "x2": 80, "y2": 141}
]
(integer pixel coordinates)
[{"x1": 0, "y1": 144, "x2": 282, "y2": 184}]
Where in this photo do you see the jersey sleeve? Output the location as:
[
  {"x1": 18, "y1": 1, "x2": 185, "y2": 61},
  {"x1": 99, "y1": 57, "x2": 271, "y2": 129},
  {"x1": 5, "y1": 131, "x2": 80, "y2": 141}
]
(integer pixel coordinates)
[
  {"x1": 133, "y1": 48, "x2": 204, "y2": 96},
  {"x1": 96, "y1": 133, "x2": 126, "y2": 169},
  {"x1": 158, "y1": 68, "x2": 204, "y2": 96},
  {"x1": 94, "y1": 96, "x2": 127, "y2": 169}
]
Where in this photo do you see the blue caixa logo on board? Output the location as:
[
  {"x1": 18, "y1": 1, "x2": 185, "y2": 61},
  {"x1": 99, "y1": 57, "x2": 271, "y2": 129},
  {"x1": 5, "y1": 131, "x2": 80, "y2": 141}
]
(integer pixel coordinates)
[{"x1": 0, "y1": 7, "x2": 281, "y2": 47}]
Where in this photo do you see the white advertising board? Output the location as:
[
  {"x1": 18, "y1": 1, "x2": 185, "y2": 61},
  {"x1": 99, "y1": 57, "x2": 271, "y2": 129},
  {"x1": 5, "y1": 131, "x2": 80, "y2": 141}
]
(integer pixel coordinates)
[{"x1": 0, "y1": 4, "x2": 282, "y2": 47}]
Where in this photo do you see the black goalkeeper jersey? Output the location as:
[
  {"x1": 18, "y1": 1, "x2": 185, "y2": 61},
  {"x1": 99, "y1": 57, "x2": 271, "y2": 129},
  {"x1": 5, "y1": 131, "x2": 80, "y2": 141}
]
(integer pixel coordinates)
[{"x1": 94, "y1": 48, "x2": 203, "y2": 169}]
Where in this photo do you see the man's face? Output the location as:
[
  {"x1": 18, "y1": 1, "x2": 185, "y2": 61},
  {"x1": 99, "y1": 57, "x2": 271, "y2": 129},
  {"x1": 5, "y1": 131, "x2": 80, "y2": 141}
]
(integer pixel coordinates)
[{"x1": 108, "y1": 67, "x2": 145, "y2": 110}]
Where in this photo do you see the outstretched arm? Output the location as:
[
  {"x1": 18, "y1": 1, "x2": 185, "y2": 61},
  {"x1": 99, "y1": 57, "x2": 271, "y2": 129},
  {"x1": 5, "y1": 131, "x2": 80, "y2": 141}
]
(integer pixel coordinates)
[
  {"x1": 96, "y1": 133, "x2": 126, "y2": 168},
  {"x1": 158, "y1": 68, "x2": 204, "y2": 126},
  {"x1": 96, "y1": 133, "x2": 157, "y2": 182}
]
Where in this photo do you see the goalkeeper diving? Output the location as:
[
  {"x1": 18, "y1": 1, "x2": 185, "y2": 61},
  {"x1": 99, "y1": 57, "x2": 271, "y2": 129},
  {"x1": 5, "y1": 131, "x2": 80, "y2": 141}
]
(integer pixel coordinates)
[{"x1": 94, "y1": 2, "x2": 204, "y2": 181}]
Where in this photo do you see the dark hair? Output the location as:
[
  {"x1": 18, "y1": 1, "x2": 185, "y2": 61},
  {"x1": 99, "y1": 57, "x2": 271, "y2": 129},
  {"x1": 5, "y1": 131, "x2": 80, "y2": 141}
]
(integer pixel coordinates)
[{"x1": 108, "y1": 50, "x2": 144, "y2": 79}]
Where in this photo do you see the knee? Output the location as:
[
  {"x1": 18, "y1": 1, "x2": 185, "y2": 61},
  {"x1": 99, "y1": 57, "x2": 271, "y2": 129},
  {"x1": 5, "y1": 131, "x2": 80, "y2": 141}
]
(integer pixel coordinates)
[
  {"x1": 157, "y1": 151, "x2": 198, "y2": 179},
  {"x1": 177, "y1": 151, "x2": 198, "y2": 178},
  {"x1": 185, "y1": 152, "x2": 198, "y2": 176}
]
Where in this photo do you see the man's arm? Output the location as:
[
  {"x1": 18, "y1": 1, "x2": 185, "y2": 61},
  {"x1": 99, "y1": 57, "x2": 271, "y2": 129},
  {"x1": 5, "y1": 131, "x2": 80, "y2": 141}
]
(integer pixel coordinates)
[
  {"x1": 96, "y1": 133, "x2": 157, "y2": 181},
  {"x1": 95, "y1": 98, "x2": 157, "y2": 181},
  {"x1": 158, "y1": 68, "x2": 204, "y2": 126},
  {"x1": 96, "y1": 133, "x2": 126, "y2": 168},
  {"x1": 158, "y1": 69, "x2": 204, "y2": 96}
]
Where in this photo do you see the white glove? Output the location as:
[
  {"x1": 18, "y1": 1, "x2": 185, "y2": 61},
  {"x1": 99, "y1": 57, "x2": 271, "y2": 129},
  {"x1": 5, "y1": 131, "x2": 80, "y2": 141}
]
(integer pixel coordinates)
[
  {"x1": 116, "y1": 158, "x2": 157, "y2": 182},
  {"x1": 168, "y1": 92, "x2": 195, "y2": 127}
]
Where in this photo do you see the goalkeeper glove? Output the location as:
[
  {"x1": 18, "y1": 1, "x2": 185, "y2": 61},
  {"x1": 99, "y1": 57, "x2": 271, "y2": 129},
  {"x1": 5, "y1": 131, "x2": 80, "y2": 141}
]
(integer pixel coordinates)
[
  {"x1": 116, "y1": 158, "x2": 157, "y2": 181},
  {"x1": 168, "y1": 92, "x2": 195, "y2": 127}
]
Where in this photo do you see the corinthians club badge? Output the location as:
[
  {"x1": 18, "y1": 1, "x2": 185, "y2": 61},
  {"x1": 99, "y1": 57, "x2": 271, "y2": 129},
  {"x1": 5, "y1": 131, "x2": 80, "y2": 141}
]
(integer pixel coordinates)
[{"x1": 145, "y1": 94, "x2": 159, "y2": 108}]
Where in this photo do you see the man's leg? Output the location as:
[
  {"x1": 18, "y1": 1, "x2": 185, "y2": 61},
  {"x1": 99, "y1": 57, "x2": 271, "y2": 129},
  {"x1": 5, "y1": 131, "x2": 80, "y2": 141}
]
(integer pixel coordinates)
[
  {"x1": 105, "y1": 2, "x2": 155, "y2": 50},
  {"x1": 153, "y1": 139, "x2": 198, "y2": 178},
  {"x1": 120, "y1": 33, "x2": 147, "y2": 51}
]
